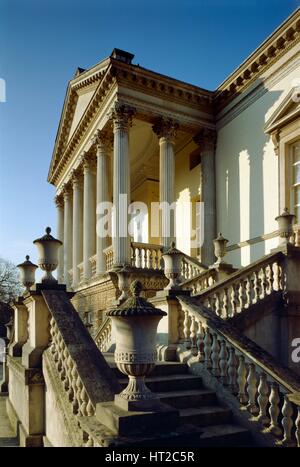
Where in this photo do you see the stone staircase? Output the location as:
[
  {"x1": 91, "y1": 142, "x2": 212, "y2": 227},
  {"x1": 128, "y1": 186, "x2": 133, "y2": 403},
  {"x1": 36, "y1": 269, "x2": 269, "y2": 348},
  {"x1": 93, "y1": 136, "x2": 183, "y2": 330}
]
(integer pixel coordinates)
[
  {"x1": 0, "y1": 396, "x2": 18, "y2": 447},
  {"x1": 108, "y1": 357, "x2": 252, "y2": 447}
]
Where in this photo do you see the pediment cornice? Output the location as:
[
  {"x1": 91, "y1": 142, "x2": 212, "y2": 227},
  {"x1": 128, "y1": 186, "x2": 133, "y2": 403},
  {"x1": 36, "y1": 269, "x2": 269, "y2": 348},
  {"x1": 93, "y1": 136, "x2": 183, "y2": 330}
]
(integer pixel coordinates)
[
  {"x1": 265, "y1": 88, "x2": 300, "y2": 134},
  {"x1": 215, "y1": 8, "x2": 300, "y2": 111}
]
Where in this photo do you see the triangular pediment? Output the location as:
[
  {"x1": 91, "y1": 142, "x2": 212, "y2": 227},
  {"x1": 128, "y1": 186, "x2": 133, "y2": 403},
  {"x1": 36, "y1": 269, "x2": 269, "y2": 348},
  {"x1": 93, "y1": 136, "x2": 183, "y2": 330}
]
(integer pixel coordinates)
[
  {"x1": 265, "y1": 88, "x2": 300, "y2": 134},
  {"x1": 48, "y1": 57, "x2": 110, "y2": 183}
]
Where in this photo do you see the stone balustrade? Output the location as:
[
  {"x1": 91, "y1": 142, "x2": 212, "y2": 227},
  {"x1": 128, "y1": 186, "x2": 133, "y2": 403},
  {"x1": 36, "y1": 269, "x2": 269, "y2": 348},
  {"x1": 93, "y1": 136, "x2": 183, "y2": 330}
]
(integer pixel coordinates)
[
  {"x1": 49, "y1": 316, "x2": 95, "y2": 417},
  {"x1": 178, "y1": 296, "x2": 300, "y2": 447},
  {"x1": 180, "y1": 255, "x2": 206, "y2": 281},
  {"x1": 195, "y1": 251, "x2": 284, "y2": 318},
  {"x1": 131, "y1": 242, "x2": 164, "y2": 270},
  {"x1": 103, "y1": 245, "x2": 114, "y2": 271},
  {"x1": 182, "y1": 269, "x2": 217, "y2": 295},
  {"x1": 94, "y1": 317, "x2": 112, "y2": 352}
]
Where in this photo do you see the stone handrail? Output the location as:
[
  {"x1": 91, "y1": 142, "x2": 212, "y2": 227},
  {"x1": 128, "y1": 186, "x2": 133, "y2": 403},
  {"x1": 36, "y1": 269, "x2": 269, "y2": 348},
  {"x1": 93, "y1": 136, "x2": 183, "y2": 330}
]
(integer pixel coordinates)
[
  {"x1": 131, "y1": 242, "x2": 164, "y2": 270},
  {"x1": 194, "y1": 251, "x2": 284, "y2": 318},
  {"x1": 42, "y1": 290, "x2": 119, "y2": 418},
  {"x1": 178, "y1": 295, "x2": 300, "y2": 447},
  {"x1": 94, "y1": 316, "x2": 113, "y2": 352}
]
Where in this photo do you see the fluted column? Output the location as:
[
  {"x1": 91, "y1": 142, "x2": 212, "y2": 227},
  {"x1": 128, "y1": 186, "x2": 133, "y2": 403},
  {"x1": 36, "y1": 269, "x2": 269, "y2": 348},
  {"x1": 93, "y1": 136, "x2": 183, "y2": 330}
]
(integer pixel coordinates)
[
  {"x1": 153, "y1": 118, "x2": 178, "y2": 248},
  {"x1": 55, "y1": 194, "x2": 64, "y2": 283},
  {"x1": 111, "y1": 103, "x2": 135, "y2": 267},
  {"x1": 194, "y1": 128, "x2": 217, "y2": 266},
  {"x1": 82, "y1": 152, "x2": 96, "y2": 280},
  {"x1": 95, "y1": 129, "x2": 111, "y2": 275},
  {"x1": 62, "y1": 184, "x2": 73, "y2": 288},
  {"x1": 71, "y1": 169, "x2": 83, "y2": 288}
]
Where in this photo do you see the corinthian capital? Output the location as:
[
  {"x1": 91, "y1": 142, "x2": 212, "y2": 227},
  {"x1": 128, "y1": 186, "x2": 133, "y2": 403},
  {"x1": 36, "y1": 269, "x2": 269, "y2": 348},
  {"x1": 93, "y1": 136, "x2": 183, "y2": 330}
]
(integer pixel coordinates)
[
  {"x1": 70, "y1": 167, "x2": 83, "y2": 188},
  {"x1": 110, "y1": 103, "x2": 136, "y2": 132},
  {"x1": 62, "y1": 182, "x2": 72, "y2": 200},
  {"x1": 54, "y1": 193, "x2": 64, "y2": 209},
  {"x1": 193, "y1": 128, "x2": 216, "y2": 152},
  {"x1": 80, "y1": 151, "x2": 96, "y2": 171},
  {"x1": 93, "y1": 129, "x2": 113, "y2": 154},
  {"x1": 152, "y1": 117, "x2": 179, "y2": 143}
]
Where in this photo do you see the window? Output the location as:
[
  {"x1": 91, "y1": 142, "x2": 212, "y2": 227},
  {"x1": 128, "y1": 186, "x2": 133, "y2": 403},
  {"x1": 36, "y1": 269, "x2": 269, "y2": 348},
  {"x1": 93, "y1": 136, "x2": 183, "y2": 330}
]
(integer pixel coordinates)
[{"x1": 291, "y1": 140, "x2": 300, "y2": 223}]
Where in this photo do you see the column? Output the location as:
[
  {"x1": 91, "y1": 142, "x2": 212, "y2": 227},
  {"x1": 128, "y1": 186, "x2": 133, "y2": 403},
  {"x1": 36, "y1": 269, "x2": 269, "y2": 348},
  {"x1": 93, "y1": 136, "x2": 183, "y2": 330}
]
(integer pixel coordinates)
[
  {"x1": 111, "y1": 103, "x2": 135, "y2": 267},
  {"x1": 194, "y1": 128, "x2": 217, "y2": 266},
  {"x1": 153, "y1": 118, "x2": 178, "y2": 248},
  {"x1": 71, "y1": 168, "x2": 83, "y2": 288},
  {"x1": 63, "y1": 183, "x2": 73, "y2": 288},
  {"x1": 82, "y1": 152, "x2": 96, "y2": 280},
  {"x1": 95, "y1": 129, "x2": 111, "y2": 275},
  {"x1": 55, "y1": 194, "x2": 64, "y2": 283}
]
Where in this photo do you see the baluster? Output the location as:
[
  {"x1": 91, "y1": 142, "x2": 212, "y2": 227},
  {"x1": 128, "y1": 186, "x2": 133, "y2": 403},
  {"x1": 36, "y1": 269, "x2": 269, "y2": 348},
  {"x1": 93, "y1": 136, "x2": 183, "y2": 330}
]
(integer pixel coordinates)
[
  {"x1": 131, "y1": 246, "x2": 136, "y2": 267},
  {"x1": 178, "y1": 309, "x2": 184, "y2": 342},
  {"x1": 228, "y1": 347, "x2": 238, "y2": 393},
  {"x1": 214, "y1": 293, "x2": 221, "y2": 316},
  {"x1": 295, "y1": 406, "x2": 300, "y2": 448},
  {"x1": 190, "y1": 315, "x2": 198, "y2": 356},
  {"x1": 282, "y1": 395, "x2": 296, "y2": 446},
  {"x1": 268, "y1": 382, "x2": 282, "y2": 437},
  {"x1": 138, "y1": 247, "x2": 142, "y2": 268},
  {"x1": 221, "y1": 288, "x2": 229, "y2": 318},
  {"x1": 72, "y1": 367, "x2": 80, "y2": 414},
  {"x1": 183, "y1": 310, "x2": 191, "y2": 349},
  {"x1": 204, "y1": 328, "x2": 212, "y2": 369},
  {"x1": 253, "y1": 271, "x2": 260, "y2": 303},
  {"x1": 267, "y1": 263, "x2": 274, "y2": 294},
  {"x1": 86, "y1": 399, "x2": 94, "y2": 417},
  {"x1": 219, "y1": 340, "x2": 228, "y2": 384},
  {"x1": 143, "y1": 248, "x2": 148, "y2": 269},
  {"x1": 260, "y1": 267, "x2": 267, "y2": 298},
  {"x1": 196, "y1": 319, "x2": 204, "y2": 361},
  {"x1": 148, "y1": 249, "x2": 153, "y2": 269},
  {"x1": 80, "y1": 386, "x2": 88, "y2": 416},
  {"x1": 257, "y1": 372, "x2": 270, "y2": 425},
  {"x1": 230, "y1": 284, "x2": 237, "y2": 317},
  {"x1": 237, "y1": 355, "x2": 247, "y2": 404},
  {"x1": 211, "y1": 334, "x2": 220, "y2": 376},
  {"x1": 66, "y1": 355, "x2": 74, "y2": 401},
  {"x1": 245, "y1": 276, "x2": 252, "y2": 308},
  {"x1": 246, "y1": 363, "x2": 259, "y2": 415},
  {"x1": 85, "y1": 434, "x2": 94, "y2": 447}
]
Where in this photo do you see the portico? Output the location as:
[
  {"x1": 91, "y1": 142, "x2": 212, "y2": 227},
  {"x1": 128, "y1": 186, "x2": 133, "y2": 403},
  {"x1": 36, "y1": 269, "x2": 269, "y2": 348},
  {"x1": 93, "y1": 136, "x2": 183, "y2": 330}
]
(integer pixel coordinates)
[{"x1": 49, "y1": 49, "x2": 217, "y2": 291}]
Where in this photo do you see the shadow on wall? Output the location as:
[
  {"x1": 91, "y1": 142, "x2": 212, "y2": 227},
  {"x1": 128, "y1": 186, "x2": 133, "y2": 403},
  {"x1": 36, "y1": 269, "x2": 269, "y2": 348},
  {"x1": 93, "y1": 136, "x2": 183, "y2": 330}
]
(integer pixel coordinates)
[{"x1": 216, "y1": 78, "x2": 283, "y2": 267}]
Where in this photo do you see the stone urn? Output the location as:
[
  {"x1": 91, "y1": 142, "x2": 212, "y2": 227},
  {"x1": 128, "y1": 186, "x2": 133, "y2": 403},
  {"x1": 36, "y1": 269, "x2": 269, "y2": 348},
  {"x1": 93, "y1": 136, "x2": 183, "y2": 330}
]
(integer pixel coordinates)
[
  {"x1": 162, "y1": 242, "x2": 184, "y2": 290},
  {"x1": 275, "y1": 208, "x2": 296, "y2": 246},
  {"x1": 17, "y1": 255, "x2": 38, "y2": 291},
  {"x1": 213, "y1": 233, "x2": 228, "y2": 265},
  {"x1": 107, "y1": 280, "x2": 166, "y2": 410},
  {"x1": 33, "y1": 227, "x2": 62, "y2": 284}
]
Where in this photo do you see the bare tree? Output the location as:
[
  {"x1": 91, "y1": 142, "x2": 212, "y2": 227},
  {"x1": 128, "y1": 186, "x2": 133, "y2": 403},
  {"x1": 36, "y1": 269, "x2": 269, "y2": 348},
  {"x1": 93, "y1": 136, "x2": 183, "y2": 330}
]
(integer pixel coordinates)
[{"x1": 0, "y1": 257, "x2": 23, "y2": 303}]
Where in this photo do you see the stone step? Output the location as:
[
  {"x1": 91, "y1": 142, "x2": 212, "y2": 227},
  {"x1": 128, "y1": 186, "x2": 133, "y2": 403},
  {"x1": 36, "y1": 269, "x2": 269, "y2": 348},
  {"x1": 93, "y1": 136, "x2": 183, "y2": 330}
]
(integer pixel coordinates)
[
  {"x1": 119, "y1": 374, "x2": 203, "y2": 393},
  {"x1": 198, "y1": 424, "x2": 251, "y2": 447},
  {"x1": 112, "y1": 362, "x2": 188, "y2": 378},
  {"x1": 0, "y1": 396, "x2": 18, "y2": 447},
  {"x1": 180, "y1": 406, "x2": 232, "y2": 427},
  {"x1": 157, "y1": 389, "x2": 217, "y2": 408}
]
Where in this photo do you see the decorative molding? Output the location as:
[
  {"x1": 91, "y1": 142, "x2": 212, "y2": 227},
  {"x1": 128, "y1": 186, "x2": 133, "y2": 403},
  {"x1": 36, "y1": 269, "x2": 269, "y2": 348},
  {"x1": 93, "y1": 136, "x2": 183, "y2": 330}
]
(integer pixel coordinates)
[
  {"x1": 54, "y1": 194, "x2": 64, "y2": 209},
  {"x1": 93, "y1": 128, "x2": 113, "y2": 154},
  {"x1": 215, "y1": 9, "x2": 300, "y2": 111}
]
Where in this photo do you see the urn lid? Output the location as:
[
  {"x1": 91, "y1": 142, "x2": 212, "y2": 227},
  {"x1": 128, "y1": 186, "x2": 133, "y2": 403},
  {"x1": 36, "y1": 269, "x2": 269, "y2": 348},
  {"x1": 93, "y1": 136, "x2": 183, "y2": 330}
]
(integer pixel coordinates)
[
  {"x1": 163, "y1": 241, "x2": 182, "y2": 256},
  {"x1": 17, "y1": 255, "x2": 38, "y2": 269},
  {"x1": 275, "y1": 207, "x2": 296, "y2": 221},
  {"x1": 214, "y1": 232, "x2": 228, "y2": 243},
  {"x1": 33, "y1": 227, "x2": 62, "y2": 245},
  {"x1": 107, "y1": 281, "x2": 167, "y2": 317}
]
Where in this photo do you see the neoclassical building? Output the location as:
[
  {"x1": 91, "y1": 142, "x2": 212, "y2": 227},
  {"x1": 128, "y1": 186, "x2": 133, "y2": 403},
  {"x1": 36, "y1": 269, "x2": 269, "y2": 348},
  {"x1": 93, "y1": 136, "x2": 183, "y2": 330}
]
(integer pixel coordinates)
[{"x1": 48, "y1": 9, "x2": 300, "y2": 332}]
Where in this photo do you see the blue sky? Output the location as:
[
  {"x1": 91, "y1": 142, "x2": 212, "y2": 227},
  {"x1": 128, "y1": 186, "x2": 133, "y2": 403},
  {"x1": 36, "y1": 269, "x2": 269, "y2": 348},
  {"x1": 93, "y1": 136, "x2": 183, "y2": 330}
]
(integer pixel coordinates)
[{"x1": 0, "y1": 0, "x2": 299, "y2": 266}]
